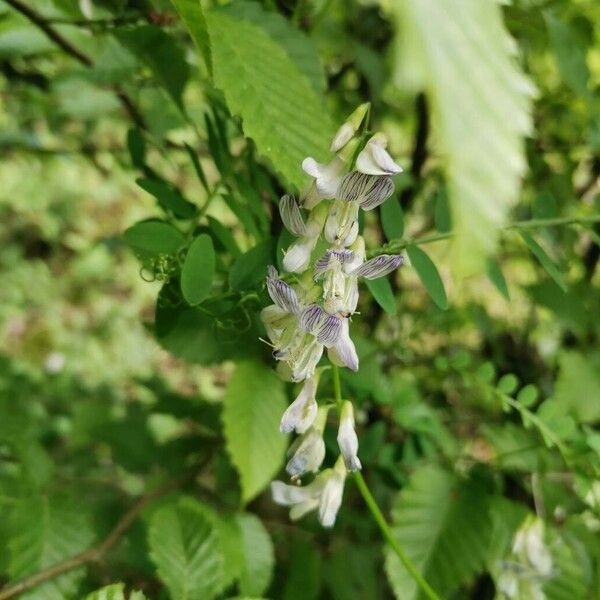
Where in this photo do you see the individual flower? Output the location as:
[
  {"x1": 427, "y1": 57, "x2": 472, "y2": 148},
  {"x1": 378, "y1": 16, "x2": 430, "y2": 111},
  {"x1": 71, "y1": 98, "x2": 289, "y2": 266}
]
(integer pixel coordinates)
[
  {"x1": 279, "y1": 373, "x2": 320, "y2": 434},
  {"x1": 327, "y1": 318, "x2": 359, "y2": 372},
  {"x1": 286, "y1": 407, "x2": 328, "y2": 478},
  {"x1": 512, "y1": 517, "x2": 552, "y2": 577},
  {"x1": 271, "y1": 457, "x2": 347, "y2": 527},
  {"x1": 280, "y1": 198, "x2": 328, "y2": 273},
  {"x1": 337, "y1": 401, "x2": 361, "y2": 471},
  {"x1": 356, "y1": 133, "x2": 403, "y2": 176},
  {"x1": 325, "y1": 172, "x2": 395, "y2": 247}
]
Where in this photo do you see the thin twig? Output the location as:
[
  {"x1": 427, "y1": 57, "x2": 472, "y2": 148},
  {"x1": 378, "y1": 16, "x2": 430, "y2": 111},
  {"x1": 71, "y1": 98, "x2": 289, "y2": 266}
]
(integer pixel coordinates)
[
  {"x1": 0, "y1": 467, "x2": 201, "y2": 600},
  {"x1": 2, "y1": 0, "x2": 146, "y2": 130}
]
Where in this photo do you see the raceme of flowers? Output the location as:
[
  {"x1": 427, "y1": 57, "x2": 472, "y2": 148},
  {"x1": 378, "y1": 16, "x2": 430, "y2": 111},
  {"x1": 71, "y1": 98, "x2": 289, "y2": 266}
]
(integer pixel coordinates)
[{"x1": 262, "y1": 104, "x2": 404, "y2": 527}]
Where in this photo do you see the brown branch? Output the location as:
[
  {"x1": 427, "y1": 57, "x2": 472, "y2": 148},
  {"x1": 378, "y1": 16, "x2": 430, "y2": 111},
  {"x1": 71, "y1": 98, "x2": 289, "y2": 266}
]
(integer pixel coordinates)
[
  {"x1": 0, "y1": 468, "x2": 200, "y2": 600},
  {"x1": 2, "y1": 0, "x2": 147, "y2": 130}
]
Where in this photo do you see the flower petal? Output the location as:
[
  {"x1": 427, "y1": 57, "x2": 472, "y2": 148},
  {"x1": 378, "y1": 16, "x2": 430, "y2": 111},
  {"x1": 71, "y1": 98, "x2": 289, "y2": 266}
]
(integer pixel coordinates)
[
  {"x1": 299, "y1": 305, "x2": 343, "y2": 347},
  {"x1": 266, "y1": 266, "x2": 300, "y2": 314},
  {"x1": 337, "y1": 172, "x2": 394, "y2": 210},
  {"x1": 283, "y1": 236, "x2": 318, "y2": 273},
  {"x1": 279, "y1": 194, "x2": 308, "y2": 236},
  {"x1": 351, "y1": 254, "x2": 404, "y2": 279},
  {"x1": 318, "y1": 469, "x2": 345, "y2": 527},
  {"x1": 314, "y1": 248, "x2": 356, "y2": 278},
  {"x1": 328, "y1": 319, "x2": 359, "y2": 371},
  {"x1": 279, "y1": 377, "x2": 318, "y2": 434},
  {"x1": 337, "y1": 401, "x2": 362, "y2": 472},
  {"x1": 356, "y1": 134, "x2": 403, "y2": 176}
]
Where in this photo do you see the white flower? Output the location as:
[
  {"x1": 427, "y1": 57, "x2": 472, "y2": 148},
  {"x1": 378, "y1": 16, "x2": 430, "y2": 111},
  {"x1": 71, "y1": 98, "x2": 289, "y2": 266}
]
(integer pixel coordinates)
[
  {"x1": 328, "y1": 318, "x2": 359, "y2": 372},
  {"x1": 318, "y1": 458, "x2": 347, "y2": 527},
  {"x1": 286, "y1": 407, "x2": 328, "y2": 478},
  {"x1": 356, "y1": 133, "x2": 403, "y2": 176},
  {"x1": 280, "y1": 199, "x2": 328, "y2": 273},
  {"x1": 301, "y1": 156, "x2": 345, "y2": 207},
  {"x1": 271, "y1": 474, "x2": 326, "y2": 520},
  {"x1": 280, "y1": 374, "x2": 319, "y2": 434},
  {"x1": 325, "y1": 172, "x2": 395, "y2": 247},
  {"x1": 262, "y1": 267, "x2": 345, "y2": 382},
  {"x1": 337, "y1": 401, "x2": 361, "y2": 471},
  {"x1": 512, "y1": 518, "x2": 552, "y2": 577}
]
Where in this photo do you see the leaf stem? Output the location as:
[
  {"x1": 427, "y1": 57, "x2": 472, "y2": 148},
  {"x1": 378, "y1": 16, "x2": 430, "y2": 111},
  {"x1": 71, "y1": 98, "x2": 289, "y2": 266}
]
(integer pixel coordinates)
[
  {"x1": 370, "y1": 213, "x2": 600, "y2": 257},
  {"x1": 329, "y1": 365, "x2": 440, "y2": 600}
]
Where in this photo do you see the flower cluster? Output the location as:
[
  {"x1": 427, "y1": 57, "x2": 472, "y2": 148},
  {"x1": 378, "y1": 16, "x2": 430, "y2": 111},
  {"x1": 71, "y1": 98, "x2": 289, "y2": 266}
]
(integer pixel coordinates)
[
  {"x1": 262, "y1": 105, "x2": 404, "y2": 527},
  {"x1": 497, "y1": 516, "x2": 553, "y2": 599}
]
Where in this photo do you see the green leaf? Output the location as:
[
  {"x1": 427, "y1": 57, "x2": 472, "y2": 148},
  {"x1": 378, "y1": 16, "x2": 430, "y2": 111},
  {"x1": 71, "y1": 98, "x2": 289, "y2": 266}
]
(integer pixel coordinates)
[
  {"x1": 205, "y1": 6, "x2": 334, "y2": 190},
  {"x1": 520, "y1": 231, "x2": 567, "y2": 292},
  {"x1": 222, "y1": 361, "x2": 288, "y2": 503},
  {"x1": 123, "y1": 220, "x2": 185, "y2": 258},
  {"x1": 551, "y1": 351, "x2": 600, "y2": 423},
  {"x1": 180, "y1": 234, "x2": 215, "y2": 305},
  {"x1": 497, "y1": 373, "x2": 519, "y2": 395},
  {"x1": 219, "y1": 1, "x2": 326, "y2": 93},
  {"x1": 380, "y1": 197, "x2": 404, "y2": 241},
  {"x1": 169, "y1": 0, "x2": 212, "y2": 76},
  {"x1": 229, "y1": 240, "x2": 274, "y2": 291},
  {"x1": 127, "y1": 128, "x2": 146, "y2": 169},
  {"x1": 148, "y1": 497, "x2": 225, "y2": 600},
  {"x1": 115, "y1": 26, "x2": 189, "y2": 109},
  {"x1": 85, "y1": 584, "x2": 148, "y2": 600},
  {"x1": 236, "y1": 513, "x2": 274, "y2": 596},
  {"x1": 486, "y1": 257, "x2": 510, "y2": 300},
  {"x1": 9, "y1": 494, "x2": 95, "y2": 600},
  {"x1": 517, "y1": 384, "x2": 539, "y2": 408},
  {"x1": 365, "y1": 277, "x2": 396, "y2": 315},
  {"x1": 207, "y1": 216, "x2": 241, "y2": 257},
  {"x1": 406, "y1": 244, "x2": 448, "y2": 310},
  {"x1": 545, "y1": 13, "x2": 590, "y2": 99},
  {"x1": 136, "y1": 178, "x2": 197, "y2": 219},
  {"x1": 384, "y1": 466, "x2": 491, "y2": 600},
  {"x1": 391, "y1": 0, "x2": 534, "y2": 275},
  {"x1": 433, "y1": 188, "x2": 451, "y2": 233}
]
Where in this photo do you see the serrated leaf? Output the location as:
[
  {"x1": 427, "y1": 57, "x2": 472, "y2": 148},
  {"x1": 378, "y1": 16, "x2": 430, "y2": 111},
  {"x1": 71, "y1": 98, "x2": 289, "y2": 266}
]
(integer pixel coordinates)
[
  {"x1": 392, "y1": 0, "x2": 534, "y2": 275},
  {"x1": 406, "y1": 244, "x2": 448, "y2": 310},
  {"x1": 205, "y1": 7, "x2": 334, "y2": 190},
  {"x1": 123, "y1": 220, "x2": 185, "y2": 258},
  {"x1": 222, "y1": 361, "x2": 288, "y2": 503},
  {"x1": 380, "y1": 197, "x2": 404, "y2": 241},
  {"x1": 520, "y1": 231, "x2": 567, "y2": 292},
  {"x1": 219, "y1": 1, "x2": 326, "y2": 93},
  {"x1": 385, "y1": 466, "x2": 491, "y2": 600},
  {"x1": 148, "y1": 497, "x2": 225, "y2": 600},
  {"x1": 486, "y1": 257, "x2": 510, "y2": 300},
  {"x1": 365, "y1": 276, "x2": 396, "y2": 315},
  {"x1": 236, "y1": 513, "x2": 274, "y2": 596},
  {"x1": 9, "y1": 494, "x2": 95, "y2": 600},
  {"x1": 136, "y1": 178, "x2": 197, "y2": 219},
  {"x1": 181, "y1": 234, "x2": 215, "y2": 305}
]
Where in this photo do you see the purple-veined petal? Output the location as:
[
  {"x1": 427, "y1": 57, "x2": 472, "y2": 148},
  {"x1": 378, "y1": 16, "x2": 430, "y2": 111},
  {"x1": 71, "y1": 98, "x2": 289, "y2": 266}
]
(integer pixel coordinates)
[
  {"x1": 314, "y1": 249, "x2": 356, "y2": 278},
  {"x1": 328, "y1": 319, "x2": 359, "y2": 371},
  {"x1": 299, "y1": 304, "x2": 342, "y2": 347},
  {"x1": 337, "y1": 172, "x2": 394, "y2": 210},
  {"x1": 351, "y1": 254, "x2": 404, "y2": 279},
  {"x1": 279, "y1": 194, "x2": 307, "y2": 236},
  {"x1": 266, "y1": 266, "x2": 300, "y2": 314}
]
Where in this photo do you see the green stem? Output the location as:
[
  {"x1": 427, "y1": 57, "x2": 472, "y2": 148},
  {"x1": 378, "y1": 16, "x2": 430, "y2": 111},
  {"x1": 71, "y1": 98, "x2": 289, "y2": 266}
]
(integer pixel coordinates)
[
  {"x1": 353, "y1": 472, "x2": 441, "y2": 600},
  {"x1": 329, "y1": 365, "x2": 440, "y2": 600},
  {"x1": 370, "y1": 214, "x2": 600, "y2": 257}
]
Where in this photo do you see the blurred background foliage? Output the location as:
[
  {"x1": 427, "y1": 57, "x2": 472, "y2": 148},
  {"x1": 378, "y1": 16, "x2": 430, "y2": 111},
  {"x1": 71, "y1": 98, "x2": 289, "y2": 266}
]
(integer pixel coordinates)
[{"x1": 0, "y1": 0, "x2": 600, "y2": 598}]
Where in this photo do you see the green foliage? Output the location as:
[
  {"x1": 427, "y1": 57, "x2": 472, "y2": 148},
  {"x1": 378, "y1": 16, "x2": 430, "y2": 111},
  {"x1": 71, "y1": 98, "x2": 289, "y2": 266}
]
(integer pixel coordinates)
[
  {"x1": 236, "y1": 513, "x2": 274, "y2": 596},
  {"x1": 406, "y1": 244, "x2": 447, "y2": 310},
  {"x1": 366, "y1": 276, "x2": 396, "y2": 314},
  {"x1": 181, "y1": 234, "x2": 216, "y2": 305},
  {"x1": 385, "y1": 466, "x2": 491, "y2": 600},
  {"x1": 9, "y1": 495, "x2": 95, "y2": 599},
  {"x1": 205, "y1": 4, "x2": 334, "y2": 190},
  {"x1": 148, "y1": 498, "x2": 225, "y2": 600},
  {"x1": 222, "y1": 361, "x2": 288, "y2": 503},
  {"x1": 85, "y1": 584, "x2": 147, "y2": 600},
  {"x1": 391, "y1": 0, "x2": 534, "y2": 275}
]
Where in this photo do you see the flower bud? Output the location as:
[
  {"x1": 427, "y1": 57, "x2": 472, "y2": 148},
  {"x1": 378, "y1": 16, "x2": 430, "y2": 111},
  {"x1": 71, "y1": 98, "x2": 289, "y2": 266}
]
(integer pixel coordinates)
[
  {"x1": 318, "y1": 457, "x2": 346, "y2": 527},
  {"x1": 280, "y1": 374, "x2": 319, "y2": 434},
  {"x1": 337, "y1": 401, "x2": 361, "y2": 471},
  {"x1": 285, "y1": 407, "x2": 328, "y2": 477}
]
